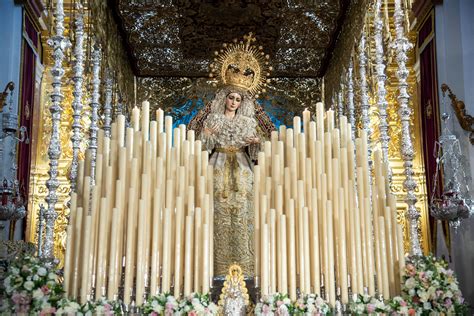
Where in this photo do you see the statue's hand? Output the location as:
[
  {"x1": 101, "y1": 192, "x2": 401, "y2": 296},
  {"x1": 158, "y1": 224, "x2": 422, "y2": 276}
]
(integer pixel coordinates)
[
  {"x1": 203, "y1": 122, "x2": 220, "y2": 136},
  {"x1": 245, "y1": 136, "x2": 260, "y2": 145}
]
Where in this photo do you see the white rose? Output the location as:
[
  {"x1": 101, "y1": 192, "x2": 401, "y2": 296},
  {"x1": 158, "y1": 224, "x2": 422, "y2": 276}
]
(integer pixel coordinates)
[
  {"x1": 3, "y1": 276, "x2": 11, "y2": 289},
  {"x1": 48, "y1": 272, "x2": 57, "y2": 280},
  {"x1": 195, "y1": 303, "x2": 205, "y2": 312},
  {"x1": 405, "y1": 277, "x2": 416, "y2": 289},
  {"x1": 11, "y1": 267, "x2": 19, "y2": 275},
  {"x1": 375, "y1": 300, "x2": 386, "y2": 310},
  {"x1": 33, "y1": 288, "x2": 44, "y2": 299},
  {"x1": 24, "y1": 280, "x2": 35, "y2": 291},
  {"x1": 33, "y1": 274, "x2": 39, "y2": 281},
  {"x1": 418, "y1": 290, "x2": 430, "y2": 302},
  {"x1": 37, "y1": 267, "x2": 47, "y2": 276},
  {"x1": 423, "y1": 302, "x2": 432, "y2": 310},
  {"x1": 152, "y1": 303, "x2": 163, "y2": 313}
]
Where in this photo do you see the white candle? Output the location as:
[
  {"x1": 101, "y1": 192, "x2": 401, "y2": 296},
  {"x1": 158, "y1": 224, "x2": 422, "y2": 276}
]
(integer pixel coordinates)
[
  {"x1": 157, "y1": 108, "x2": 164, "y2": 134},
  {"x1": 184, "y1": 215, "x2": 194, "y2": 296},
  {"x1": 132, "y1": 106, "x2": 140, "y2": 132},
  {"x1": 142, "y1": 101, "x2": 150, "y2": 140}
]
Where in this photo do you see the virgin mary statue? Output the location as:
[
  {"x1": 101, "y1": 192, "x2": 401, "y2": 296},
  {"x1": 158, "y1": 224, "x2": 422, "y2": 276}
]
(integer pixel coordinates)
[{"x1": 188, "y1": 33, "x2": 275, "y2": 277}]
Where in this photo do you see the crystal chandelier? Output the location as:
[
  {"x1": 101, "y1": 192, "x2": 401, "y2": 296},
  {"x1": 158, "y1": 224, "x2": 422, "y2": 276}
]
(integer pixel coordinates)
[
  {"x1": 0, "y1": 82, "x2": 27, "y2": 221},
  {"x1": 430, "y1": 112, "x2": 474, "y2": 228}
]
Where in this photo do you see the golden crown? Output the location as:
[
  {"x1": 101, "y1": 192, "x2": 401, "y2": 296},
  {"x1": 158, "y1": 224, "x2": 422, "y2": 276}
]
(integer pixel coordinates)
[{"x1": 209, "y1": 33, "x2": 272, "y2": 97}]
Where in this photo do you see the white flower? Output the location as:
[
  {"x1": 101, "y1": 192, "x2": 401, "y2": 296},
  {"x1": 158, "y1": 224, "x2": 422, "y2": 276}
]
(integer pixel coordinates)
[
  {"x1": 57, "y1": 301, "x2": 82, "y2": 314},
  {"x1": 194, "y1": 302, "x2": 205, "y2": 313},
  {"x1": 48, "y1": 272, "x2": 57, "y2": 280},
  {"x1": 24, "y1": 280, "x2": 35, "y2": 291},
  {"x1": 450, "y1": 283, "x2": 459, "y2": 291},
  {"x1": 423, "y1": 302, "x2": 432, "y2": 310},
  {"x1": 151, "y1": 301, "x2": 164, "y2": 313},
  {"x1": 405, "y1": 277, "x2": 416, "y2": 289},
  {"x1": 283, "y1": 298, "x2": 291, "y2": 305},
  {"x1": 32, "y1": 288, "x2": 44, "y2": 299},
  {"x1": 3, "y1": 276, "x2": 11, "y2": 289},
  {"x1": 445, "y1": 290, "x2": 453, "y2": 298},
  {"x1": 375, "y1": 300, "x2": 386, "y2": 310},
  {"x1": 11, "y1": 267, "x2": 20, "y2": 275},
  {"x1": 418, "y1": 290, "x2": 430, "y2": 302},
  {"x1": 33, "y1": 274, "x2": 40, "y2": 281},
  {"x1": 37, "y1": 267, "x2": 47, "y2": 276},
  {"x1": 355, "y1": 304, "x2": 365, "y2": 314}
]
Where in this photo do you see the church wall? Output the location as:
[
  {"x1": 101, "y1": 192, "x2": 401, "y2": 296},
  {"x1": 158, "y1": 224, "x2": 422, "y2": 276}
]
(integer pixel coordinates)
[
  {"x1": 0, "y1": 2, "x2": 23, "y2": 241},
  {"x1": 435, "y1": 0, "x2": 474, "y2": 306}
]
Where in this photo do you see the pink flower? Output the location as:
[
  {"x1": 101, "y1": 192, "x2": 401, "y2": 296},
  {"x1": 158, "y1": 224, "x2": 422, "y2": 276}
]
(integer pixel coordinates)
[
  {"x1": 16, "y1": 304, "x2": 30, "y2": 314},
  {"x1": 408, "y1": 308, "x2": 416, "y2": 315},
  {"x1": 263, "y1": 305, "x2": 271, "y2": 314},
  {"x1": 151, "y1": 312, "x2": 158, "y2": 316},
  {"x1": 445, "y1": 298, "x2": 452, "y2": 308},
  {"x1": 12, "y1": 292, "x2": 31, "y2": 305},
  {"x1": 12, "y1": 292, "x2": 23, "y2": 304},
  {"x1": 406, "y1": 264, "x2": 416, "y2": 276},
  {"x1": 189, "y1": 312, "x2": 197, "y2": 316},
  {"x1": 277, "y1": 300, "x2": 283, "y2": 307},
  {"x1": 366, "y1": 304, "x2": 375, "y2": 313},
  {"x1": 41, "y1": 285, "x2": 50, "y2": 295},
  {"x1": 400, "y1": 300, "x2": 407, "y2": 307},
  {"x1": 104, "y1": 303, "x2": 112, "y2": 311},
  {"x1": 39, "y1": 307, "x2": 56, "y2": 315}
]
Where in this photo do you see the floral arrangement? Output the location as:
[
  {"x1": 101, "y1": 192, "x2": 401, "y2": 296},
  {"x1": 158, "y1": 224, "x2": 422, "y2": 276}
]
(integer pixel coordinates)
[
  {"x1": 142, "y1": 293, "x2": 179, "y2": 315},
  {"x1": 255, "y1": 293, "x2": 295, "y2": 315},
  {"x1": 294, "y1": 294, "x2": 331, "y2": 315},
  {"x1": 142, "y1": 292, "x2": 218, "y2": 315},
  {"x1": 1, "y1": 255, "x2": 64, "y2": 315},
  {"x1": 177, "y1": 293, "x2": 218, "y2": 315},
  {"x1": 1, "y1": 253, "x2": 469, "y2": 315},
  {"x1": 388, "y1": 296, "x2": 416, "y2": 315},
  {"x1": 348, "y1": 293, "x2": 391, "y2": 315},
  {"x1": 401, "y1": 254, "x2": 468, "y2": 315},
  {"x1": 81, "y1": 297, "x2": 123, "y2": 315}
]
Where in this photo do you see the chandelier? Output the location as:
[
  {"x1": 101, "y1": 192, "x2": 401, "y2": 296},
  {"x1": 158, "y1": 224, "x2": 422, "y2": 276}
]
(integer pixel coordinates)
[
  {"x1": 429, "y1": 112, "x2": 474, "y2": 228},
  {"x1": 0, "y1": 82, "x2": 27, "y2": 221}
]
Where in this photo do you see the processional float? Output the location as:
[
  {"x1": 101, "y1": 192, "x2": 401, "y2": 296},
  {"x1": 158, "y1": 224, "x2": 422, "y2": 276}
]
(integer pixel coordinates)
[{"x1": 64, "y1": 101, "x2": 405, "y2": 306}]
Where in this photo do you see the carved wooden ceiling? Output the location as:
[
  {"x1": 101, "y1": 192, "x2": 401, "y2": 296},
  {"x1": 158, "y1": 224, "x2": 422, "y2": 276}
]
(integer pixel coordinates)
[{"x1": 112, "y1": 0, "x2": 350, "y2": 78}]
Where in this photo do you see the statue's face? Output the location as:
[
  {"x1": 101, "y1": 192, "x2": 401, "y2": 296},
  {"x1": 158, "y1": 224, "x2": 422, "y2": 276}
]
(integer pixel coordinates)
[{"x1": 225, "y1": 92, "x2": 242, "y2": 113}]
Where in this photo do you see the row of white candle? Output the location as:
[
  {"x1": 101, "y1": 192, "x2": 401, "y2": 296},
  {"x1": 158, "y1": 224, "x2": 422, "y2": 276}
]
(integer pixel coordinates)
[
  {"x1": 255, "y1": 102, "x2": 406, "y2": 304},
  {"x1": 63, "y1": 102, "x2": 214, "y2": 305}
]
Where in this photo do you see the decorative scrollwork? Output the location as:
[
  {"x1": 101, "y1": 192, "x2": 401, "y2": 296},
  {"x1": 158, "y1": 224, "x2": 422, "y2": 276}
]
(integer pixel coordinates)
[{"x1": 441, "y1": 83, "x2": 474, "y2": 144}]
